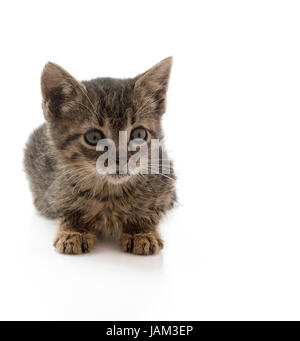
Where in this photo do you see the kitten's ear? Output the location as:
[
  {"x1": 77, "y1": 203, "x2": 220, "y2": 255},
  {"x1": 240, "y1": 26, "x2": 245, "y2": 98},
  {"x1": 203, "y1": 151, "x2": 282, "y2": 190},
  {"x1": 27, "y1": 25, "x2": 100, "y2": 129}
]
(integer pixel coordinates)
[
  {"x1": 135, "y1": 57, "x2": 173, "y2": 115},
  {"x1": 41, "y1": 63, "x2": 85, "y2": 121}
]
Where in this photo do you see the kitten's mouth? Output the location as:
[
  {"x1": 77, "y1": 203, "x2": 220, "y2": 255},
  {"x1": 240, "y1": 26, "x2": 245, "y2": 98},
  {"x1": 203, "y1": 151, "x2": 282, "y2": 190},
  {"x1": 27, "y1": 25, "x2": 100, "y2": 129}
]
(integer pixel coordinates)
[
  {"x1": 106, "y1": 173, "x2": 130, "y2": 184},
  {"x1": 110, "y1": 174, "x2": 127, "y2": 179}
]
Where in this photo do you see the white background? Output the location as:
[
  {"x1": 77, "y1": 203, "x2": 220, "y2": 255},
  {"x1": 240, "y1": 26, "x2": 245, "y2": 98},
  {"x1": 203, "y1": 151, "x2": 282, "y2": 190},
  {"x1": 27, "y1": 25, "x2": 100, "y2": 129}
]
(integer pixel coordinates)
[{"x1": 0, "y1": 0, "x2": 300, "y2": 321}]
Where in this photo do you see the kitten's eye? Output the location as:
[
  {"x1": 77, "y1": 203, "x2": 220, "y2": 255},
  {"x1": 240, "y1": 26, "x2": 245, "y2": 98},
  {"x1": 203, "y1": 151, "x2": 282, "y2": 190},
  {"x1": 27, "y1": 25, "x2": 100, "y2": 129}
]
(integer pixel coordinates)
[
  {"x1": 130, "y1": 127, "x2": 147, "y2": 141},
  {"x1": 84, "y1": 129, "x2": 104, "y2": 146}
]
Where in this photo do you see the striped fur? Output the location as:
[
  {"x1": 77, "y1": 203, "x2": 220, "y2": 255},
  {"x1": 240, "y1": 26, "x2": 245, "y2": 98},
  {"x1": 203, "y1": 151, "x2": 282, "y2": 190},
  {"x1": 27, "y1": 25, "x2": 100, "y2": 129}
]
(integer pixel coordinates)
[{"x1": 24, "y1": 58, "x2": 176, "y2": 255}]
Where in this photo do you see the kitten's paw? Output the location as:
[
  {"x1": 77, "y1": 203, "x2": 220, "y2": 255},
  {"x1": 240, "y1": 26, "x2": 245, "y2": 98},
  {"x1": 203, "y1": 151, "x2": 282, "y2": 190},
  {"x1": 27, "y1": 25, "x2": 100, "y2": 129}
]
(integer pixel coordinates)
[
  {"x1": 54, "y1": 231, "x2": 96, "y2": 254},
  {"x1": 120, "y1": 232, "x2": 164, "y2": 255}
]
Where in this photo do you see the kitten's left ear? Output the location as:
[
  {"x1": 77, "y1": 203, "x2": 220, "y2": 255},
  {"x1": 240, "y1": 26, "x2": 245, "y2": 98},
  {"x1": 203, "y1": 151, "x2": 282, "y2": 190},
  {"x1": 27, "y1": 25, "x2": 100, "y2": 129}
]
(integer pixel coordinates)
[
  {"x1": 41, "y1": 62, "x2": 86, "y2": 121},
  {"x1": 135, "y1": 57, "x2": 173, "y2": 115}
]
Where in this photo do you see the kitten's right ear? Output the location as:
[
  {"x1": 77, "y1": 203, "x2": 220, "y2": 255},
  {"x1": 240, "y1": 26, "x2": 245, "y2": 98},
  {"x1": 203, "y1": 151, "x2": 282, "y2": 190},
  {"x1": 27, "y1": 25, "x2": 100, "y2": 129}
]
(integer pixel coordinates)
[
  {"x1": 134, "y1": 57, "x2": 173, "y2": 115},
  {"x1": 41, "y1": 63, "x2": 85, "y2": 121}
]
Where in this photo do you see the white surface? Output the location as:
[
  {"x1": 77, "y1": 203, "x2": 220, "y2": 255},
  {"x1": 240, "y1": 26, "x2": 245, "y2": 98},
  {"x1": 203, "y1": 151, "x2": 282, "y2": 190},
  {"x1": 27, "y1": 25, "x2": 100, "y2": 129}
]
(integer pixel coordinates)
[{"x1": 1, "y1": 0, "x2": 300, "y2": 321}]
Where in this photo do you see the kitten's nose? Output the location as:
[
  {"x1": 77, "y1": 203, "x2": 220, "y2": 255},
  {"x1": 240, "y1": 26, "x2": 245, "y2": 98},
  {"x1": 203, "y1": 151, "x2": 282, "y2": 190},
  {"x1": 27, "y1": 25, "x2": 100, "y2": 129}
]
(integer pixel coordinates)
[
  {"x1": 115, "y1": 153, "x2": 127, "y2": 164},
  {"x1": 115, "y1": 154, "x2": 127, "y2": 174}
]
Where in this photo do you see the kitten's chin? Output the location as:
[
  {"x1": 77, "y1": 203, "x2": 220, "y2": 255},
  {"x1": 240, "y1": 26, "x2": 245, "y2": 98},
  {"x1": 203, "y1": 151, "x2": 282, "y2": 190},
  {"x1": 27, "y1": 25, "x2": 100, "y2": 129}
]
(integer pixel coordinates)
[{"x1": 105, "y1": 174, "x2": 131, "y2": 185}]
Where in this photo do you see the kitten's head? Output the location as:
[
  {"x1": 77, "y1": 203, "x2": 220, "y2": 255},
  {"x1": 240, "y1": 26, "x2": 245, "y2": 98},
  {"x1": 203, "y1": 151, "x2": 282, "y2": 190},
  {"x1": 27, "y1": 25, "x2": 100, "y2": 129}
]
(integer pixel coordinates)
[{"x1": 41, "y1": 58, "x2": 172, "y2": 185}]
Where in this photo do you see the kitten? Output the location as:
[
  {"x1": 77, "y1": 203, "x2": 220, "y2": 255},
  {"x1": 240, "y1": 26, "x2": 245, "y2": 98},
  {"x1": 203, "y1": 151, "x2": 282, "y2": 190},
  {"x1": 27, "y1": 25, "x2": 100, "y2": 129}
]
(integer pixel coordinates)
[{"x1": 24, "y1": 58, "x2": 176, "y2": 255}]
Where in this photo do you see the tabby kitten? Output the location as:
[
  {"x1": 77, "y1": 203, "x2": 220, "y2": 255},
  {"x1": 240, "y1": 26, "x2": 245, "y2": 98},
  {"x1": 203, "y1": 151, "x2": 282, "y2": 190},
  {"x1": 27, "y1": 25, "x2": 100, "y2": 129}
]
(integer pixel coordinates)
[{"x1": 24, "y1": 58, "x2": 176, "y2": 255}]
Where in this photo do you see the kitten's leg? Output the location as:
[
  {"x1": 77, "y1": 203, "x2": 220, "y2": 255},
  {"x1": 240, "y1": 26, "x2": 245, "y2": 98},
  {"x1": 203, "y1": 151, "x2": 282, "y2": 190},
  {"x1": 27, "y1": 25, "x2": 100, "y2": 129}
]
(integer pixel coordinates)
[
  {"x1": 54, "y1": 217, "x2": 96, "y2": 255},
  {"x1": 120, "y1": 224, "x2": 164, "y2": 255}
]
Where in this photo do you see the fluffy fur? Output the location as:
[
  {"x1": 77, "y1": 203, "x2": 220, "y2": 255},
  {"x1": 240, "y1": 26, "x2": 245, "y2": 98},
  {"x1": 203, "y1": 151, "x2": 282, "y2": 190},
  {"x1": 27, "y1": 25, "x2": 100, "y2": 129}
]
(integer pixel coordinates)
[{"x1": 24, "y1": 58, "x2": 176, "y2": 255}]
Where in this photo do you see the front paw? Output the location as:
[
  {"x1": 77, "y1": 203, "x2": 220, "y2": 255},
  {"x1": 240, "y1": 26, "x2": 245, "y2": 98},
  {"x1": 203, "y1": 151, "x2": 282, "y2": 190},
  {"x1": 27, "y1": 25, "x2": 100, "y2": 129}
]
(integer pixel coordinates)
[
  {"x1": 54, "y1": 231, "x2": 96, "y2": 254},
  {"x1": 120, "y1": 232, "x2": 164, "y2": 255}
]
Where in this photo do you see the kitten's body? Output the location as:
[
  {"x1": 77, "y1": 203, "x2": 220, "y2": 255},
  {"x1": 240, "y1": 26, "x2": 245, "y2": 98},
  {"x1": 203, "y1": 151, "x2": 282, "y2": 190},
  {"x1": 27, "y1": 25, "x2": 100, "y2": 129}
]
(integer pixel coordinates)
[{"x1": 24, "y1": 59, "x2": 176, "y2": 255}]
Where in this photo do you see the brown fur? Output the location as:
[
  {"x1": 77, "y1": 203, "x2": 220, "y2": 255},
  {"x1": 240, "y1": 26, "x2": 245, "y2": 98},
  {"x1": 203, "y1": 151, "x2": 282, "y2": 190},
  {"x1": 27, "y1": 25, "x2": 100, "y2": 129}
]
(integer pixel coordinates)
[{"x1": 24, "y1": 58, "x2": 176, "y2": 255}]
